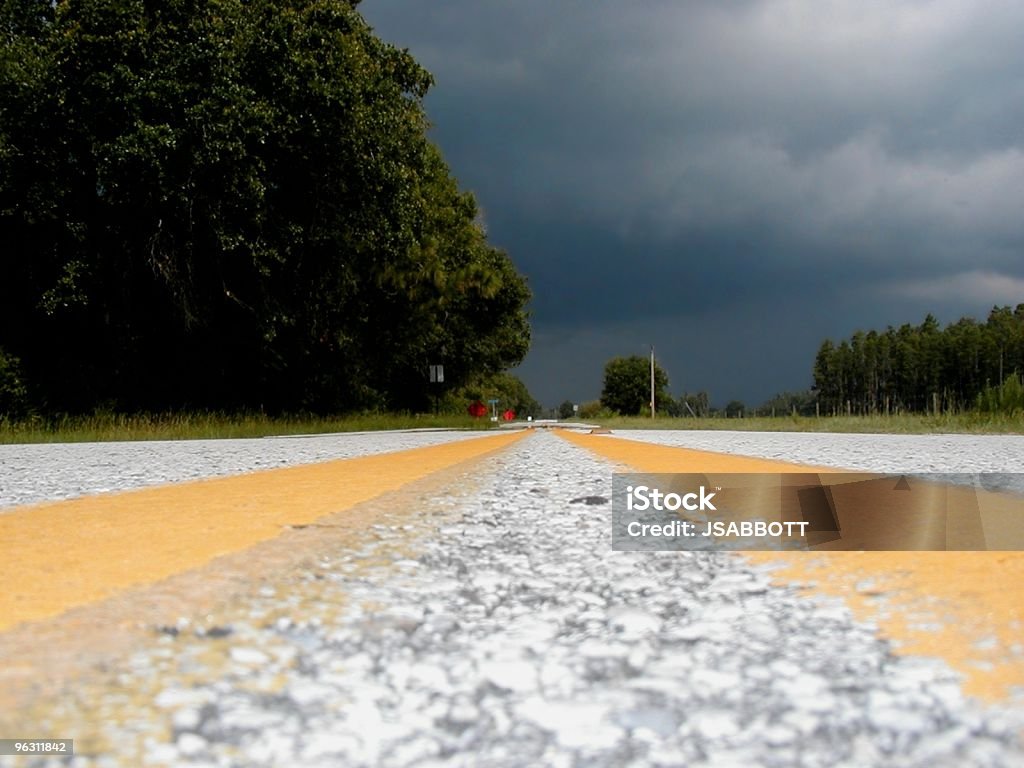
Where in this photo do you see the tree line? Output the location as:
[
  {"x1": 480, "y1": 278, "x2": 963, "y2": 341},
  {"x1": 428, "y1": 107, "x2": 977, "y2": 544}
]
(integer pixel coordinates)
[
  {"x1": 0, "y1": 0, "x2": 530, "y2": 416},
  {"x1": 579, "y1": 304, "x2": 1024, "y2": 421},
  {"x1": 813, "y1": 306, "x2": 1024, "y2": 415}
]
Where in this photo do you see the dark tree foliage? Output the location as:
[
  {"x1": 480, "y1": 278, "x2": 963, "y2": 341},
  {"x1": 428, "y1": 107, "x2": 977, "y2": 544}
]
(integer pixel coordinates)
[
  {"x1": 812, "y1": 306, "x2": 1024, "y2": 415},
  {"x1": 600, "y1": 355, "x2": 670, "y2": 416},
  {"x1": 0, "y1": 346, "x2": 29, "y2": 416},
  {"x1": 450, "y1": 372, "x2": 540, "y2": 418},
  {"x1": 723, "y1": 400, "x2": 745, "y2": 418},
  {"x1": 0, "y1": 0, "x2": 530, "y2": 413},
  {"x1": 759, "y1": 389, "x2": 816, "y2": 416}
]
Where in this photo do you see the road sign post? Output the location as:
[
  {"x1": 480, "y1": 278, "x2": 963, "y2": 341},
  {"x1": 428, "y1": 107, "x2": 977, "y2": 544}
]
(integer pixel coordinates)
[{"x1": 429, "y1": 364, "x2": 444, "y2": 415}]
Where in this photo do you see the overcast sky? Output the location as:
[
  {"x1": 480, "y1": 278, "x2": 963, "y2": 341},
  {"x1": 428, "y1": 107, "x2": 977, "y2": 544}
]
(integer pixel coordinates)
[{"x1": 361, "y1": 0, "x2": 1024, "y2": 409}]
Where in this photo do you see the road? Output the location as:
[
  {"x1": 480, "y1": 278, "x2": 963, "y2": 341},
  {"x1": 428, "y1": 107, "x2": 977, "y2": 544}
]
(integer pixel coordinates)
[{"x1": 1, "y1": 428, "x2": 1022, "y2": 767}]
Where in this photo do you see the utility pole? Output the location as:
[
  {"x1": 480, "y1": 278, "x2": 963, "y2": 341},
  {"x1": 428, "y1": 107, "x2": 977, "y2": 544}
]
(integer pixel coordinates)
[{"x1": 650, "y1": 345, "x2": 656, "y2": 419}]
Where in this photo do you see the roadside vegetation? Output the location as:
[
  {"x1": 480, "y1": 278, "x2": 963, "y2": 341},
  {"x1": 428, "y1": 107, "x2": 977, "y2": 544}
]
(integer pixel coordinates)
[
  {"x1": 4, "y1": 404, "x2": 1020, "y2": 444},
  {"x1": 594, "y1": 413, "x2": 1024, "y2": 435},
  {"x1": 813, "y1": 307, "x2": 1024, "y2": 416},
  {"x1": 584, "y1": 310, "x2": 1024, "y2": 435},
  {"x1": 0, "y1": 411, "x2": 494, "y2": 444},
  {"x1": 0, "y1": 0, "x2": 530, "y2": 418},
  {"x1": 0, "y1": 369, "x2": 540, "y2": 443}
]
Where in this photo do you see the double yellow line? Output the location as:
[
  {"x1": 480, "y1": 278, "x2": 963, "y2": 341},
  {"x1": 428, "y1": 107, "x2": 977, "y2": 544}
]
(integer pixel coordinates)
[
  {"x1": 3, "y1": 427, "x2": 1022, "y2": 702},
  {"x1": 0, "y1": 431, "x2": 525, "y2": 632}
]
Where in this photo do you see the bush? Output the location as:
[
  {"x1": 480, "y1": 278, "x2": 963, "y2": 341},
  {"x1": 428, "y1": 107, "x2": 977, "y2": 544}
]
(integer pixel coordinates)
[
  {"x1": 977, "y1": 374, "x2": 1024, "y2": 415},
  {"x1": 0, "y1": 348, "x2": 30, "y2": 417},
  {"x1": 578, "y1": 400, "x2": 612, "y2": 420}
]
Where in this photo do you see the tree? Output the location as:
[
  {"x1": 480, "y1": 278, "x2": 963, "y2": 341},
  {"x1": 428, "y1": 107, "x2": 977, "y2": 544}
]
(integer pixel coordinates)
[
  {"x1": 943, "y1": 317, "x2": 984, "y2": 411},
  {"x1": 809, "y1": 305, "x2": 1024, "y2": 416},
  {"x1": 600, "y1": 355, "x2": 669, "y2": 415},
  {"x1": 985, "y1": 305, "x2": 1023, "y2": 386},
  {"x1": 558, "y1": 400, "x2": 575, "y2": 420},
  {"x1": 0, "y1": 0, "x2": 530, "y2": 413},
  {"x1": 724, "y1": 399, "x2": 745, "y2": 418},
  {"x1": 453, "y1": 372, "x2": 540, "y2": 418},
  {"x1": 678, "y1": 390, "x2": 711, "y2": 417},
  {"x1": 760, "y1": 390, "x2": 816, "y2": 417}
]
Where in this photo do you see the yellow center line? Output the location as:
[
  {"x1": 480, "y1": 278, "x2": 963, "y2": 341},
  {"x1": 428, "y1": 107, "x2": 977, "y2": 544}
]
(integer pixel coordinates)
[
  {"x1": 555, "y1": 428, "x2": 840, "y2": 474},
  {"x1": 0, "y1": 431, "x2": 526, "y2": 632},
  {"x1": 558, "y1": 429, "x2": 1024, "y2": 702}
]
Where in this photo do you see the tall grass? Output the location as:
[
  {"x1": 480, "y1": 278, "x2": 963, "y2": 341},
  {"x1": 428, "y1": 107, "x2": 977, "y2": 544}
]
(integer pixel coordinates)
[
  {"x1": 2, "y1": 406, "x2": 1022, "y2": 443},
  {"x1": 598, "y1": 412, "x2": 1024, "y2": 434},
  {"x1": 0, "y1": 411, "x2": 493, "y2": 444}
]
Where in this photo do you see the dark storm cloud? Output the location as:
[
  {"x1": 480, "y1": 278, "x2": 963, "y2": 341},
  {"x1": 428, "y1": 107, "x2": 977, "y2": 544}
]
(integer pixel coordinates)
[{"x1": 362, "y1": 1, "x2": 1024, "y2": 406}]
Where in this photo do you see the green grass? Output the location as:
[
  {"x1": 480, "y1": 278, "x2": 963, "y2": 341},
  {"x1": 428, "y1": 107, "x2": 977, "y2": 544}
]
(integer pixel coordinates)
[
  {"x1": 0, "y1": 411, "x2": 495, "y2": 444},
  {"x1": 3, "y1": 409, "x2": 1022, "y2": 444},
  {"x1": 596, "y1": 412, "x2": 1024, "y2": 435}
]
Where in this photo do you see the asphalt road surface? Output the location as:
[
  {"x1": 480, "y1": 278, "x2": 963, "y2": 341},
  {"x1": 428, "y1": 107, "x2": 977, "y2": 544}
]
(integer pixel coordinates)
[{"x1": 1, "y1": 429, "x2": 1022, "y2": 767}]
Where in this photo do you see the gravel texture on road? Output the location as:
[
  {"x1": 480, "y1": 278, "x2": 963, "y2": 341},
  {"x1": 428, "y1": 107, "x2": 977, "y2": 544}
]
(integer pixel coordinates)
[
  {"x1": 5, "y1": 431, "x2": 1023, "y2": 767},
  {"x1": 0, "y1": 431, "x2": 488, "y2": 511},
  {"x1": 610, "y1": 430, "x2": 1024, "y2": 474}
]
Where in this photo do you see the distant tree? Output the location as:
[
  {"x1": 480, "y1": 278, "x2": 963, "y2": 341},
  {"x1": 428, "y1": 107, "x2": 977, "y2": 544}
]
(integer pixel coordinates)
[
  {"x1": 494, "y1": 373, "x2": 541, "y2": 418},
  {"x1": 558, "y1": 400, "x2": 575, "y2": 420},
  {"x1": 812, "y1": 340, "x2": 837, "y2": 413},
  {"x1": 450, "y1": 374, "x2": 544, "y2": 421},
  {"x1": 810, "y1": 305, "x2": 1024, "y2": 415},
  {"x1": 661, "y1": 396, "x2": 683, "y2": 418},
  {"x1": 600, "y1": 355, "x2": 670, "y2": 415},
  {"x1": 985, "y1": 305, "x2": 1023, "y2": 385},
  {"x1": 760, "y1": 390, "x2": 816, "y2": 417},
  {"x1": 724, "y1": 399, "x2": 746, "y2": 418},
  {"x1": 449, "y1": 372, "x2": 540, "y2": 418},
  {"x1": 944, "y1": 317, "x2": 984, "y2": 410},
  {"x1": 678, "y1": 391, "x2": 711, "y2": 417}
]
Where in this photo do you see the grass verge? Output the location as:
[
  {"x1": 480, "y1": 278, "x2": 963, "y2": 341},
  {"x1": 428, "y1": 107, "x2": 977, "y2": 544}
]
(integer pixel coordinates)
[
  {"x1": 597, "y1": 412, "x2": 1024, "y2": 435},
  {"x1": 3, "y1": 411, "x2": 1022, "y2": 443},
  {"x1": 0, "y1": 412, "x2": 495, "y2": 444}
]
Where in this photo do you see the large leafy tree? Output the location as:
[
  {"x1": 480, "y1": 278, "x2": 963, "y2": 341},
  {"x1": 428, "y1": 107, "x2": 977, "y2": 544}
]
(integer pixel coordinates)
[
  {"x1": 600, "y1": 355, "x2": 669, "y2": 415},
  {"x1": 0, "y1": 0, "x2": 529, "y2": 412}
]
